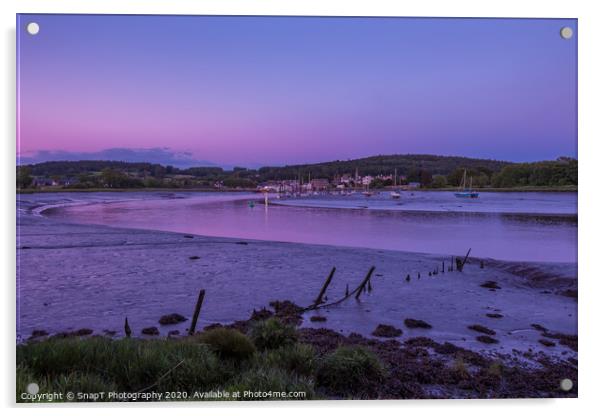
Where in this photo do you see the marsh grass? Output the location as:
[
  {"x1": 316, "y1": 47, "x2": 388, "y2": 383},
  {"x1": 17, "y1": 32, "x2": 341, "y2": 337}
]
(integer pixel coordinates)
[
  {"x1": 17, "y1": 337, "x2": 224, "y2": 395},
  {"x1": 17, "y1": 331, "x2": 319, "y2": 402}
]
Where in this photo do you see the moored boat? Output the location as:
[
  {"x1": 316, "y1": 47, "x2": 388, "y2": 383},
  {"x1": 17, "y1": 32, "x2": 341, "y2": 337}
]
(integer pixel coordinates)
[{"x1": 454, "y1": 170, "x2": 479, "y2": 199}]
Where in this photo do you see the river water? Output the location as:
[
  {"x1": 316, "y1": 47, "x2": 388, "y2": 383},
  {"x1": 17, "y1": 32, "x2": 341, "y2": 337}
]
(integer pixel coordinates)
[{"x1": 36, "y1": 190, "x2": 577, "y2": 262}]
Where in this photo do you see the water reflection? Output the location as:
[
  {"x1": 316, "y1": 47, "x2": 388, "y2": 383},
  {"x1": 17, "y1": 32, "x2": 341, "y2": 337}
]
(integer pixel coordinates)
[{"x1": 49, "y1": 193, "x2": 577, "y2": 263}]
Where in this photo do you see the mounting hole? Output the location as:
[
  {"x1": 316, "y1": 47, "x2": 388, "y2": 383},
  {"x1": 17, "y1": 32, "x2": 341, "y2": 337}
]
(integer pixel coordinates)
[
  {"x1": 26, "y1": 382, "x2": 39, "y2": 395},
  {"x1": 26, "y1": 22, "x2": 40, "y2": 35},
  {"x1": 560, "y1": 26, "x2": 573, "y2": 40},
  {"x1": 560, "y1": 378, "x2": 573, "y2": 391}
]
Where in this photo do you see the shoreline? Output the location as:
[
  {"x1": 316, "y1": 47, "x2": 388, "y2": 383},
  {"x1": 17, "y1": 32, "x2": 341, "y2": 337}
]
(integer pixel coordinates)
[
  {"x1": 17, "y1": 209, "x2": 577, "y2": 363},
  {"x1": 17, "y1": 185, "x2": 578, "y2": 194},
  {"x1": 269, "y1": 199, "x2": 578, "y2": 219}
]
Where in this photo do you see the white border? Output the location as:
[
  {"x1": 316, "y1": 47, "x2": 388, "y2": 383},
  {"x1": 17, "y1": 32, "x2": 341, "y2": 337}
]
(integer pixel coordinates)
[{"x1": 2, "y1": 0, "x2": 601, "y2": 415}]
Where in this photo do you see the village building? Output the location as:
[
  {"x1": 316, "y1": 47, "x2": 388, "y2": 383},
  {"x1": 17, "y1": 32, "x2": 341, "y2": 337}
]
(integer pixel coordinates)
[{"x1": 310, "y1": 178, "x2": 330, "y2": 191}]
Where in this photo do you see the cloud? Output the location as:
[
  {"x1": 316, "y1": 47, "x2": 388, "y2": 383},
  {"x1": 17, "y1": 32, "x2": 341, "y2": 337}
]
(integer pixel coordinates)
[{"x1": 17, "y1": 148, "x2": 219, "y2": 169}]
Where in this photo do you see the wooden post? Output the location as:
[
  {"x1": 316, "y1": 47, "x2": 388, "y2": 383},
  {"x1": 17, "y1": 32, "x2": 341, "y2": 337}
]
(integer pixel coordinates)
[
  {"x1": 188, "y1": 289, "x2": 206, "y2": 335},
  {"x1": 345, "y1": 284, "x2": 349, "y2": 297},
  {"x1": 313, "y1": 267, "x2": 336, "y2": 307},
  {"x1": 456, "y1": 248, "x2": 472, "y2": 272},
  {"x1": 442, "y1": 261, "x2": 445, "y2": 274},
  {"x1": 450, "y1": 256, "x2": 454, "y2": 271},
  {"x1": 460, "y1": 248, "x2": 472, "y2": 270},
  {"x1": 355, "y1": 266, "x2": 375, "y2": 300},
  {"x1": 124, "y1": 317, "x2": 131, "y2": 338}
]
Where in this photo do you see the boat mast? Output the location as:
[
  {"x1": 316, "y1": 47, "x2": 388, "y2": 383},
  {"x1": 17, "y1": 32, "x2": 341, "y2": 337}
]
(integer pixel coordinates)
[{"x1": 460, "y1": 169, "x2": 467, "y2": 190}]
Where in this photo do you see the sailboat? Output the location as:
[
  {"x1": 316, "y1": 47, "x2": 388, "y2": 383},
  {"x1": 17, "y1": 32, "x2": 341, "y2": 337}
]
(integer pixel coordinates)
[{"x1": 454, "y1": 170, "x2": 479, "y2": 199}]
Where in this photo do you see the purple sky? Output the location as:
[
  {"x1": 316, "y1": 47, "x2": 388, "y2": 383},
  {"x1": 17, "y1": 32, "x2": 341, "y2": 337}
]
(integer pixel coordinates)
[{"x1": 17, "y1": 15, "x2": 577, "y2": 167}]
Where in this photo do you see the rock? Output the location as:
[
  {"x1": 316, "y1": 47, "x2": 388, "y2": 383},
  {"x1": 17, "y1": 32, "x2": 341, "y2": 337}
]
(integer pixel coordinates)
[
  {"x1": 480, "y1": 281, "x2": 501, "y2": 290},
  {"x1": 531, "y1": 323, "x2": 548, "y2": 332},
  {"x1": 434, "y1": 342, "x2": 461, "y2": 354},
  {"x1": 404, "y1": 318, "x2": 432, "y2": 329},
  {"x1": 404, "y1": 337, "x2": 438, "y2": 348},
  {"x1": 468, "y1": 324, "x2": 496, "y2": 336},
  {"x1": 189, "y1": 256, "x2": 200, "y2": 260},
  {"x1": 103, "y1": 330, "x2": 117, "y2": 336},
  {"x1": 250, "y1": 308, "x2": 273, "y2": 321},
  {"x1": 30, "y1": 329, "x2": 48, "y2": 338},
  {"x1": 541, "y1": 332, "x2": 577, "y2": 352},
  {"x1": 183, "y1": 235, "x2": 194, "y2": 239},
  {"x1": 476, "y1": 335, "x2": 499, "y2": 344},
  {"x1": 372, "y1": 324, "x2": 403, "y2": 338},
  {"x1": 203, "y1": 323, "x2": 223, "y2": 331},
  {"x1": 141, "y1": 326, "x2": 160, "y2": 336},
  {"x1": 72, "y1": 328, "x2": 93, "y2": 336},
  {"x1": 486, "y1": 313, "x2": 504, "y2": 319},
  {"x1": 159, "y1": 313, "x2": 188, "y2": 325},
  {"x1": 310, "y1": 316, "x2": 327, "y2": 322},
  {"x1": 168, "y1": 330, "x2": 180, "y2": 337},
  {"x1": 269, "y1": 300, "x2": 304, "y2": 326},
  {"x1": 539, "y1": 338, "x2": 556, "y2": 347},
  {"x1": 560, "y1": 289, "x2": 577, "y2": 299}
]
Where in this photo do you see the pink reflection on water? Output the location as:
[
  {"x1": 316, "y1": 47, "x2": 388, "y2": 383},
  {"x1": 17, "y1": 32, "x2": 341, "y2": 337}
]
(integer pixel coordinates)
[{"x1": 50, "y1": 193, "x2": 577, "y2": 262}]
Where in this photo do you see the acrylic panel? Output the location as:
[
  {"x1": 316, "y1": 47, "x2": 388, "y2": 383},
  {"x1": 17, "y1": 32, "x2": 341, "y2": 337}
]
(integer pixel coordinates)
[{"x1": 16, "y1": 14, "x2": 577, "y2": 402}]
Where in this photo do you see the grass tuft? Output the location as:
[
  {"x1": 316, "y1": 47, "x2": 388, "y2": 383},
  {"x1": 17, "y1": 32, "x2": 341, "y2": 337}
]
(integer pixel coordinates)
[
  {"x1": 316, "y1": 345, "x2": 386, "y2": 397},
  {"x1": 195, "y1": 328, "x2": 256, "y2": 361},
  {"x1": 249, "y1": 318, "x2": 297, "y2": 350},
  {"x1": 265, "y1": 344, "x2": 316, "y2": 377}
]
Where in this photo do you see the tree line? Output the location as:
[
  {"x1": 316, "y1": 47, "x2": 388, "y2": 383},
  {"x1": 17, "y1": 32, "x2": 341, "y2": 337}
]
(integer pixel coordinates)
[{"x1": 16, "y1": 155, "x2": 577, "y2": 190}]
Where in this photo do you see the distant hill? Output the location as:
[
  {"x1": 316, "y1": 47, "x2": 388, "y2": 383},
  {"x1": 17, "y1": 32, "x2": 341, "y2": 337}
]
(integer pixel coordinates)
[
  {"x1": 22, "y1": 154, "x2": 510, "y2": 177},
  {"x1": 257, "y1": 154, "x2": 512, "y2": 180},
  {"x1": 24, "y1": 160, "x2": 177, "y2": 177},
  {"x1": 17, "y1": 148, "x2": 218, "y2": 169}
]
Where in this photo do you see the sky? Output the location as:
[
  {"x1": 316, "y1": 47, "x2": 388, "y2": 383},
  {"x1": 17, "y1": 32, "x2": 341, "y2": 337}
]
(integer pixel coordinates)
[{"x1": 17, "y1": 15, "x2": 577, "y2": 167}]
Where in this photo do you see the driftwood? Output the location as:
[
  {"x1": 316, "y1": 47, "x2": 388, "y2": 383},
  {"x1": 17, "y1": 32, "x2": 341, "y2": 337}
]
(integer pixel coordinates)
[
  {"x1": 188, "y1": 289, "x2": 206, "y2": 335},
  {"x1": 307, "y1": 266, "x2": 376, "y2": 310}
]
